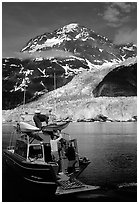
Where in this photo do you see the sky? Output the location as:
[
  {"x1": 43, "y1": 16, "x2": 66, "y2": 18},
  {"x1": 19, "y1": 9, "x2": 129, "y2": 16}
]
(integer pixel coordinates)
[{"x1": 2, "y1": 1, "x2": 137, "y2": 58}]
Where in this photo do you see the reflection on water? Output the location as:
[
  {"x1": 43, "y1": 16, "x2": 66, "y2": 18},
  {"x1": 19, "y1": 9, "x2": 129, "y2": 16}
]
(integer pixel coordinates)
[
  {"x1": 2, "y1": 122, "x2": 137, "y2": 202},
  {"x1": 65, "y1": 122, "x2": 137, "y2": 187}
]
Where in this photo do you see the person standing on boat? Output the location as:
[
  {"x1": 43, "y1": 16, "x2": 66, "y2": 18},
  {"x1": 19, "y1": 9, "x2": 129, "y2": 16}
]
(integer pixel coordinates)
[
  {"x1": 47, "y1": 108, "x2": 57, "y2": 124},
  {"x1": 50, "y1": 130, "x2": 63, "y2": 162},
  {"x1": 33, "y1": 110, "x2": 49, "y2": 129},
  {"x1": 65, "y1": 143, "x2": 76, "y2": 174}
]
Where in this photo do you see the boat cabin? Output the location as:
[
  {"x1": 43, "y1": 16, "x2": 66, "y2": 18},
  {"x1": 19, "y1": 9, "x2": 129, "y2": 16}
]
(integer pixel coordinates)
[
  {"x1": 10, "y1": 122, "x2": 80, "y2": 173},
  {"x1": 14, "y1": 133, "x2": 54, "y2": 163}
]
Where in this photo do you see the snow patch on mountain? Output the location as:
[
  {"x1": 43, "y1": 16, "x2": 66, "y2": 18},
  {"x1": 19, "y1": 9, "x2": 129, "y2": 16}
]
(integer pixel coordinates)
[
  {"x1": 85, "y1": 59, "x2": 96, "y2": 69},
  {"x1": 29, "y1": 37, "x2": 64, "y2": 52},
  {"x1": 37, "y1": 68, "x2": 48, "y2": 77},
  {"x1": 56, "y1": 23, "x2": 79, "y2": 34},
  {"x1": 10, "y1": 64, "x2": 18, "y2": 67},
  {"x1": 99, "y1": 48, "x2": 103, "y2": 52},
  {"x1": 62, "y1": 65, "x2": 69, "y2": 75},
  {"x1": 122, "y1": 46, "x2": 135, "y2": 51},
  {"x1": 75, "y1": 28, "x2": 89, "y2": 40},
  {"x1": 70, "y1": 56, "x2": 85, "y2": 61},
  {"x1": 11, "y1": 77, "x2": 30, "y2": 92},
  {"x1": 85, "y1": 58, "x2": 124, "y2": 71},
  {"x1": 35, "y1": 57, "x2": 43, "y2": 61}
]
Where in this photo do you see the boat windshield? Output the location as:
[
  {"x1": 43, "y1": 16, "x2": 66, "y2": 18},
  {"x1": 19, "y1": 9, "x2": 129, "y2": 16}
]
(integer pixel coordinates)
[
  {"x1": 28, "y1": 145, "x2": 43, "y2": 160},
  {"x1": 15, "y1": 140, "x2": 27, "y2": 158}
]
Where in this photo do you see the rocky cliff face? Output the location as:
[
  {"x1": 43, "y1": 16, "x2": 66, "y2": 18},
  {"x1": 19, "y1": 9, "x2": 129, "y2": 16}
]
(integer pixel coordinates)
[{"x1": 93, "y1": 62, "x2": 137, "y2": 97}]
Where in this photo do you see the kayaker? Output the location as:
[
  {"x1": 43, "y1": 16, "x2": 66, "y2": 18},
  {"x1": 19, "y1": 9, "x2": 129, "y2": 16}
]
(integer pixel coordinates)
[{"x1": 33, "y1": 110, "x2": 49, "y2": 129}]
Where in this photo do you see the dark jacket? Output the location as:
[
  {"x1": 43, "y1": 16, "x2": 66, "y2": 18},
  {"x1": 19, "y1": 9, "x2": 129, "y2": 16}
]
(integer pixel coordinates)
[
  {"x1": 65, "y1": 146, "x2": 76, "y2": 161},
  {"x1": 33, "y1": 114, "x2": 49, "y2": 129}
]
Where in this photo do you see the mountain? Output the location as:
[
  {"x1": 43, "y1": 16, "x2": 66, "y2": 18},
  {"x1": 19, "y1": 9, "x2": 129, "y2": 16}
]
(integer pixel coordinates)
[
  {"x1": 2, "y1": 58, "x2": 137, "y2": 123},
  {"x1": 21, "y1": 23, "x2": 136, "y2": 63},
  {"x1": 2, "y1": 23, "x2": 137, "y2": 110},
  {"x1": 2, "y1": 57, "x2": 89, "y2": 109}
]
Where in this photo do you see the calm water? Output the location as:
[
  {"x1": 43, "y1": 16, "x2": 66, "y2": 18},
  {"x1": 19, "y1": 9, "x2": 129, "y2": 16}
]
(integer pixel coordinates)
[{"x1": 2, "y1": 122, "x2": 137, "y2": 202}]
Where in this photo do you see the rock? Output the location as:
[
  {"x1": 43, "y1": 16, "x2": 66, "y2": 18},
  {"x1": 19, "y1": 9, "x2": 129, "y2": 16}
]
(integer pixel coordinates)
[{"x1": 94, "y1": 114, "x2": 108, "y2": 122}]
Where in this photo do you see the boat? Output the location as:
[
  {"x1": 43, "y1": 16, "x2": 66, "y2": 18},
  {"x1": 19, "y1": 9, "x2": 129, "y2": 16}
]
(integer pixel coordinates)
[
  {"x1": 42, "y1": 121, "x2": 71, "y2": 132},
  {"x1": 3, "y1": 121, "x2": 99, "y2": 196},
  {"x1": 3, "y1": 65, "x2": 99, "y2": 197}
]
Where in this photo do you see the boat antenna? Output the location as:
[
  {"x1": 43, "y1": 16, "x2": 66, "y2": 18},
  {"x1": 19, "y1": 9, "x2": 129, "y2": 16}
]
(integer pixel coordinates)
[
  {"x1": 23, "y1": 78, "x2": 27, "y2": 110},
  {"x1": 54, "y1": 66, "x2": 57, "y2": 114},
  {"x1": 19, "y1": 71, "x2": 28, "y2": 122},
  {"x1": 54, "y1": 67, "x2": 56, "y2": 91}
]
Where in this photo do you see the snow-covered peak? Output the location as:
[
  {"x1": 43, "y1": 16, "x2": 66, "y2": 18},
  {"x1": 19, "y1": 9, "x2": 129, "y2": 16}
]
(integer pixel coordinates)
[
  {"x1": 21, "y1": 23, "x2": 137, "y2": 65},
  {"x1": 57, "y1": 23, "x2": 79, "y2": 34}
]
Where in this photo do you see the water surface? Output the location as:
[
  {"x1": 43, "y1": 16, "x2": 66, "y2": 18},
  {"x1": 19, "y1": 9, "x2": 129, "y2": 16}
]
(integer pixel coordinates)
[{"x1": 65, "y1": 122, "x2": 137, "y2": 187}]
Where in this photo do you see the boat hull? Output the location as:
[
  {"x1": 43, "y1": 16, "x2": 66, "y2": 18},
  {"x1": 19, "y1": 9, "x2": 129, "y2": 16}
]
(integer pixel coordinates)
[{"x1": 3, "y1": 150, "x2": 58, "y2": 195}]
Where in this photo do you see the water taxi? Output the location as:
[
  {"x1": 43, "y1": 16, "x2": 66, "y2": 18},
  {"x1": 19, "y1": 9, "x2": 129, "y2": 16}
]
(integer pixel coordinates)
[{"x1": 3, "y1": 121, "x2": 99, "y2": 196}]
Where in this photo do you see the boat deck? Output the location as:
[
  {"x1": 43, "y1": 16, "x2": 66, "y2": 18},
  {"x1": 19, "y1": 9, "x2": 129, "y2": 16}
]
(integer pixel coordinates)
[
  {"x1": 56, "y1": 183, "x2": 99, "y2": 195},
  {"x1": 56, "y1": 172, "x2": 99, "y2": 195}
]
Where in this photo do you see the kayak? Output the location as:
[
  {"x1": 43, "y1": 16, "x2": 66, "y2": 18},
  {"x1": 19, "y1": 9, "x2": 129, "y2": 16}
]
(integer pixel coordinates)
[
  {"x1": 42, "y1": 121, "x2": 70, "y2": 132},
  {"x1": 16, "y1": 121, "x2": 70, "y2": 133}
]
